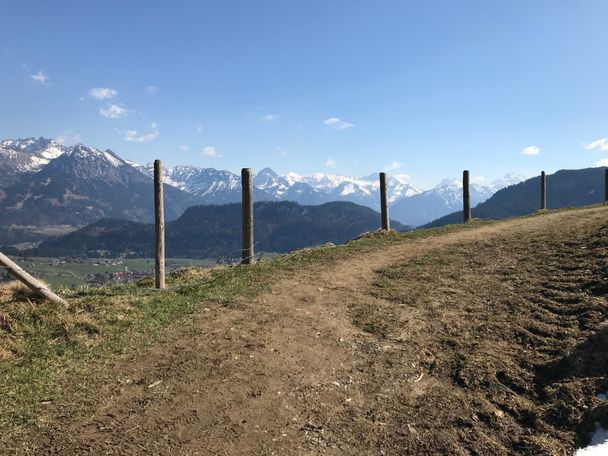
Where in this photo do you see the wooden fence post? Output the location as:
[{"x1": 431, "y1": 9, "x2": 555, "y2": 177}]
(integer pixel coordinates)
[
  {"x1": 154, "y1": 159, "x2": 165, "y2": 289},
  {"x1": 604, "y1": 169, "x2": 608, "y2": 203},
  {"x1": 540, "y1": 171, "x2": 546, "y2": 210},
  {"x1": 241, "y1": 168, "x2": 254, "y2": 264},
  {"x1": 379, "y1": 172, "x2": 390, "y2": 230},
  {"x1": 0, "y1": 251, "x2": 67, "y2": 305},
  {"x1": 463, "y1": 170, "x2": 471, "y2": 223}
]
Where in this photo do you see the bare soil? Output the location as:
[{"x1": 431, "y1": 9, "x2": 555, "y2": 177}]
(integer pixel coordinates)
[{"x1": 26, "y1": 207, "x2": 608, "y2": 454}]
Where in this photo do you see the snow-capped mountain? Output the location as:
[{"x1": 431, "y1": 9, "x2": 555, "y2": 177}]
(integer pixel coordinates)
[
  {"x1": 255, "y1": 169, "x2": 421, "y2": 208},
  {"x1": 0, "y1": 137, "x2": 66, "y2": 187},
  {"x1": 486, "y1": 173, "x2": 528, "y2": 193},
  {"x1": 136, "y1": 164, "x2": 275, "y2": 204},
  {"x1": 134, "y1": 163, "x2": 422, "y2": 208},
  {"x1": 255, "y1": 167, "x2": 291, "y2": 196},
  {"x1": 0, "y1": 137, "x2": 65, "y2": 161},
  {"x1": 0, "y1": 143, "x2": 197, "y2": 228},
  {"x1": 55, "y1": 144, "x2": 131, "y2": 177},
  {"x1": 390, "y1": 174, "x2": 526, "y2": 227},
  {"x1": 165, "y1": 166, "x2": 241, "y2": 201}
]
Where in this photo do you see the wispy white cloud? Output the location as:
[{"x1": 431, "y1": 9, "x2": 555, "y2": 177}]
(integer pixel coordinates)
[
  {"x1": 596, "y1": 158, "x2": 608, "y2": 167},
  {"x1": 31, "y1": 70, "x2": 49, "y2": 84},
  {"x1": 100, "y1": 103, "x2": 128, "y2": 119},
  {"x1": 275, "y1": 147, "x2": 287, "y2": 156},
  {"x1": 323, "y1": 117, "x2": 354, "y2": 130},
  {"x1": 384, "y1": 161, "x2": 404, "y2": 171},
  {"x1": 584, "y1": 138, "x2": 608, "y2": 152},
  {"x1": 196, "y1": 122, "x2": 204, "y2": 133},
  {"x1": 89, "y1": 87, "x2": 117, "y2": 100},
  {"x1": 325, "y1": 157, "x2": 336, "y2": 168},
  {"x1": 472, "y1": 176, "x2": 486, "y2": 185},
  {"x1": 202, "y1": 146, "x2": 221, "y2": 158},
  {"x1": 521, "y1": 145, "x2": 540, "y2": 156},
  {"x1": 145, "y1": 85, "x2": 158, "y2": 95},
  {"x1": 124, "y1": 123, "x2": 159, "y2": 143},
  {"x1": 179, "y1": 144, "x2": 189, "y2": 151},
  {"x1": 261, "y1": 113, "x2": 279, "y2": 122}
]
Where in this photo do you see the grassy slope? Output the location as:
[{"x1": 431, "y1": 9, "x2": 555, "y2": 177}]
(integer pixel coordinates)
[
  {"x1": 1, "y1": 206, "x2": 607, "y2": 454},
  {"x1": 0, "y1": 219, "x2": 488, "y2": 450}
]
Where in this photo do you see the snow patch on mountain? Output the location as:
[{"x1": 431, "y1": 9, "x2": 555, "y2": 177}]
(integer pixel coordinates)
[
  {"x1": 102, "y1": 151, "x2": 124, "y2": 167},
  {"x1": 0, "y1": 137, "x2": 66, "y2": 173}
]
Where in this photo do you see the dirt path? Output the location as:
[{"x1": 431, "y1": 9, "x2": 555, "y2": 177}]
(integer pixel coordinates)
[{"x1": 36, "y1": 207, "x2": 608, "y2": 455}]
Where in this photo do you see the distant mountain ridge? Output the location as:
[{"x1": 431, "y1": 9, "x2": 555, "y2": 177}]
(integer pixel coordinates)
[
  {"x1": 0, "y1": 136, "x2": 525, "y2": 237},
  {"x1": 135, "y1": 161, "x2": 524, "y2": 225},
  {"x1": 134, "y1": 163, "x2": 422, "y2": 208},
  {"x1": 31, "y1": 201, "x2": 410, "y2": 259},
  {"x1": 425, "y1": 168, "x2": 608, "y2": 227}
]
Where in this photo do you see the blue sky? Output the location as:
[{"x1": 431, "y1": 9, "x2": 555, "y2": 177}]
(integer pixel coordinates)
[{"x1": 1, "y1": 1, "x2": 607, "y2": 189}]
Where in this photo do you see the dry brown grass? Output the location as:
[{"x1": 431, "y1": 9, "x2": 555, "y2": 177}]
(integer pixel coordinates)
[
  {"x1": 0, "y1": 282, "x2": 37, "y2": 361},
  {"x1": 358, "y1": 214, "x2": 608, "y2": 453}
]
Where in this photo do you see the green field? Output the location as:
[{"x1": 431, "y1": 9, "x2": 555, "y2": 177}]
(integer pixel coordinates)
[{"x1": 11, "y1": 257, "x2": 217, "y2": 288}]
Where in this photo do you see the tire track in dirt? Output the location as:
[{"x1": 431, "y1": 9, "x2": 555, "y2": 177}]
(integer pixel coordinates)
[{"x1": 36, "y1": 207, "x2": 608, "y2": 455}]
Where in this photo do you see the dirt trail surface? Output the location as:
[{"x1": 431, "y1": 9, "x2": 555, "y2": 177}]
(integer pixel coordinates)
[{"x1": 35, "y1": 207, "x2": 608, "y2": 455}]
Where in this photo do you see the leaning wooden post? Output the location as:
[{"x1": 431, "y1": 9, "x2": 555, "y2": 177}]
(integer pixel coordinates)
[
  {"x1": 154, "y1": 159, "x2": 165, "y2": 289},
  {"x1": 463, "y1": 170, "x2": 471, "y2": 223},
  {"x1": 379, "y1": 172, "x2": 390, "y2": 230},
  {"x1": 241, "y1": 168, "x2": 254, "y2": 264},
  {"x1": 0, "y1": 251, "x2": 67, "y2": 305},
  {"x1": 604, "y1": 169, "x2": 608, "y2": 203},
  {"x1": 540, "y1": 171, "x2": 547, "y2": 210}
]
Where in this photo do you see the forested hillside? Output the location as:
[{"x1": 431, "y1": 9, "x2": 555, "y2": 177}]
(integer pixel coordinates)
[{"x1": 31, "y1": 201, "x2": 409, "y2": 258}]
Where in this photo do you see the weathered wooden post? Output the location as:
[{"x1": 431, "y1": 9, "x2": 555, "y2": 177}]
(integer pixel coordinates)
[
  {"x1": 463, "y1": 170, "x2": 471, "y2": 223},
  {"x1": 540, "y1": 171, "x2": 547, "y2": 210},
  {"x1": 241, "y1": 168, "x2": 254, "y2": 264},
  {"x1": 0, "y1": 251, "x2": 67, "y2": 305},
  {"x1": 604, "y1": 169, "x2": 608, "y2": 203},
  {"x1": 154, "y1": 159, "x2": 165, "y2": 289},
  {"x1": 379, "y1": 172, "x2": 390, "y2": 230}
]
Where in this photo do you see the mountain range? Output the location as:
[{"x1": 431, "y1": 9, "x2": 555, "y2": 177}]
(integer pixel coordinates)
[
  {"x1": 0, "y1": 137, "x2": 525, "y2": 242},
  {"x1": 133, "y1": 160, "x2": 524, "y2": 225}
]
